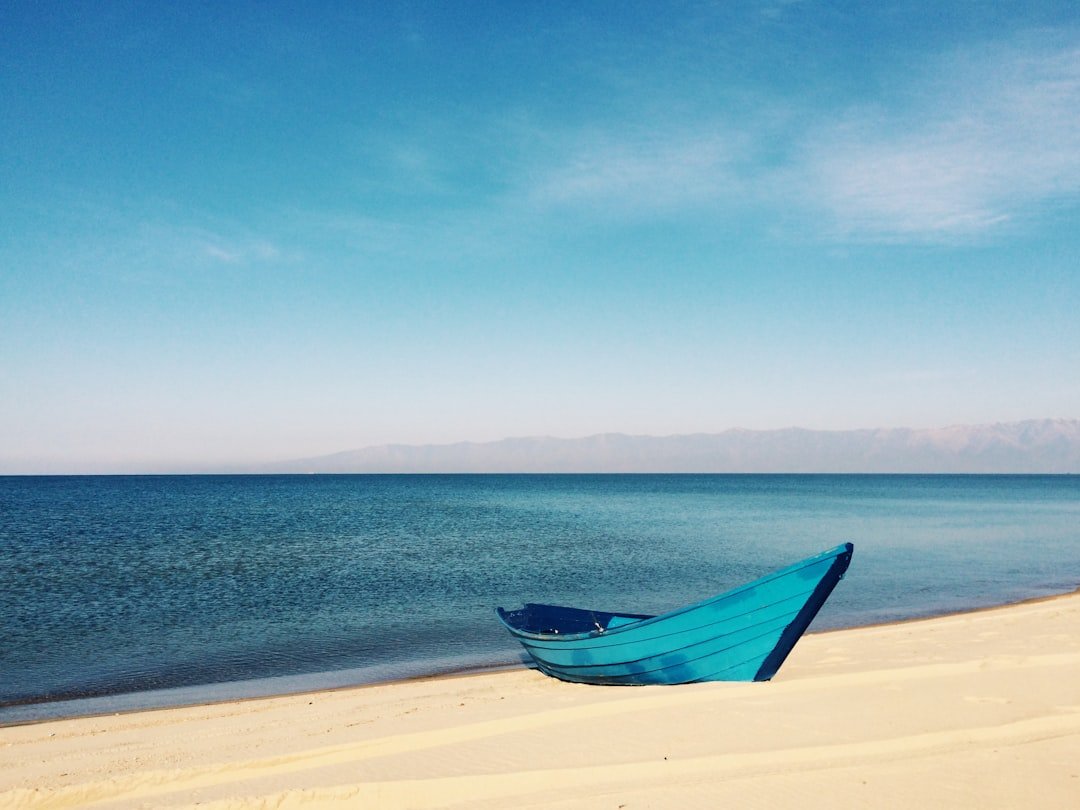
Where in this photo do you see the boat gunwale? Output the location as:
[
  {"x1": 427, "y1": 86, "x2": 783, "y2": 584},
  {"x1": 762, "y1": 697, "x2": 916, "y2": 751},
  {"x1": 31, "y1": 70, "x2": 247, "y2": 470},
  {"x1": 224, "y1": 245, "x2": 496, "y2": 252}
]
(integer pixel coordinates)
[{"x1": 496, "y1": 542, "x2": 853, "y2": 643}]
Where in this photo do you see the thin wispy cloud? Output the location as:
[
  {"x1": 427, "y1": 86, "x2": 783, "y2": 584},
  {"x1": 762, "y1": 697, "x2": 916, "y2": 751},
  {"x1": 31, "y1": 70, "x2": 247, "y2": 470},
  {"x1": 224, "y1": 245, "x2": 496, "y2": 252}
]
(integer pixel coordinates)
[
  {"x1": 527, "y1": 130, "x2": 745, "y2": 215},
  {"x1": 518, "y1": 34, "x2": 1079, "y2": 244},
  {"x1": 793, "y1": 39, "x2": 1080, "y2": 242},
  {"x1": 200, "y1": 238, "x2": 281, "y2": 265},
  {"x1": 131, "y1": 222, "x2": 286, "y2": 270},
  {"x1": 58, "y1": 216, "x2": 291, "y2": 286}
]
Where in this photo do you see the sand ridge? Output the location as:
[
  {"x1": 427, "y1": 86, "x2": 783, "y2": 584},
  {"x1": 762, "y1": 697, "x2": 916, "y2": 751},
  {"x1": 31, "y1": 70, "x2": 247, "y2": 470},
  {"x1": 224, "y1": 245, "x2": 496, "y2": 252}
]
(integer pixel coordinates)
[{"x1": 2, "y1": 593, "x2": 1079, "y2": 809}]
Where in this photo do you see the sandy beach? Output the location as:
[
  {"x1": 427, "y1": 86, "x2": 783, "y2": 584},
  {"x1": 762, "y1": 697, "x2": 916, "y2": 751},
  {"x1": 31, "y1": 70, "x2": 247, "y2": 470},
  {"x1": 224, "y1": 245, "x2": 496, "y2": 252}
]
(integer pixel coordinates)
[{"x1": 3, "y1": 592, "x2": 1079, "y2": 809}]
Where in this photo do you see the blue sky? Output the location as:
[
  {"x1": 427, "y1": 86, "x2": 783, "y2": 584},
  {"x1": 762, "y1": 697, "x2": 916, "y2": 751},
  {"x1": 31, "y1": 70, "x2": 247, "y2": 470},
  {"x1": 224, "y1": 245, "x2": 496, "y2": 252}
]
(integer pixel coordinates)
[{"x1": 2, "y1": 1, "x2": 1078, "y2": 472}]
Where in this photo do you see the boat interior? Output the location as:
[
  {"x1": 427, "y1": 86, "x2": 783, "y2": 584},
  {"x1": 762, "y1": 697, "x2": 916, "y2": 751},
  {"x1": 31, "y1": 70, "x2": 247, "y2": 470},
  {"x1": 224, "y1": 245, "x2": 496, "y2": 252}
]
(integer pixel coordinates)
[{"x1": 498, "y1": 603, "x2": 654, "y2": 636}]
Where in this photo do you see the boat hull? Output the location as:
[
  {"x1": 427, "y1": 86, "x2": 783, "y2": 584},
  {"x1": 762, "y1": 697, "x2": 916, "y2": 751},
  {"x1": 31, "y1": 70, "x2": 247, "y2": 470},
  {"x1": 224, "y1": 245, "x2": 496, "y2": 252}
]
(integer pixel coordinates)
[{"x1": 496, "y1": 543, "x2": 853, "y2": 685}]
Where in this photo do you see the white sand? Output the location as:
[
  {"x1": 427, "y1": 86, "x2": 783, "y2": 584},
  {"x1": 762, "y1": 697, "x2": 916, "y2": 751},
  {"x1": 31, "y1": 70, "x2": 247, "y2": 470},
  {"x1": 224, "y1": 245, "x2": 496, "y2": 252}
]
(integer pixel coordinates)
[{"x1": 3, "y1": 592, "x2": 1079, "y2": 809}]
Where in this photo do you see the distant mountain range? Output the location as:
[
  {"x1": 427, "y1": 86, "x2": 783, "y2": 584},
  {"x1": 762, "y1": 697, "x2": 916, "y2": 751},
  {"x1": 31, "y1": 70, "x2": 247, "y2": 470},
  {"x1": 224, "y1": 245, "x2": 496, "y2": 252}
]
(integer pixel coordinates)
[{"x1": 265, "y1": 419, "x2": 1080, "y2": 474}]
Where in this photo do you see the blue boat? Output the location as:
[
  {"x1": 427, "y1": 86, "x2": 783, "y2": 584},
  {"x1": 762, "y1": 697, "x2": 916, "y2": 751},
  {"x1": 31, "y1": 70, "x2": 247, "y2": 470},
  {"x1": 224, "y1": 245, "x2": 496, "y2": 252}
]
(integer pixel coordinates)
[{"x1": 496, "y1": 543, "x2": 853, "y2": 685}]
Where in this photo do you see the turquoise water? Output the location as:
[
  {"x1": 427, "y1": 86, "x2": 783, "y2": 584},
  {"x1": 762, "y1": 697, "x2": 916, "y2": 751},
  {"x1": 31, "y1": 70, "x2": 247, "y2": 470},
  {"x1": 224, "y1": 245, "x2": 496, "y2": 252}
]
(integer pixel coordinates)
[{"x1": 1, "y1": 474, "x2": 1078, "y2": 723}]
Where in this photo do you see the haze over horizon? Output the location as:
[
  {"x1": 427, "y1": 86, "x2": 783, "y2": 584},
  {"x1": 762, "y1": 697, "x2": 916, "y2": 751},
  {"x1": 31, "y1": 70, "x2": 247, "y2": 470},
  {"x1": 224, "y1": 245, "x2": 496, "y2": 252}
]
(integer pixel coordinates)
[
  {"x1": 4, "y1": 418, "x2": 1076, "y2": 475},
  {"x1": 2, "y1": 2, "x2": 1078, "y2": 472},
  {"x1": 259, "y1": 418, "x2": 1080, "y2": 476}
]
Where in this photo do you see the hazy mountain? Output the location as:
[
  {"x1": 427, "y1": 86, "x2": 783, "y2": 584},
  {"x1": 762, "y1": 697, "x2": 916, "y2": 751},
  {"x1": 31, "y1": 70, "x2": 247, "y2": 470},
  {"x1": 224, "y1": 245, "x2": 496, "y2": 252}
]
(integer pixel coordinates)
[{"x1": 264, "y1": 419, "x2": 1080, "y2": 474}]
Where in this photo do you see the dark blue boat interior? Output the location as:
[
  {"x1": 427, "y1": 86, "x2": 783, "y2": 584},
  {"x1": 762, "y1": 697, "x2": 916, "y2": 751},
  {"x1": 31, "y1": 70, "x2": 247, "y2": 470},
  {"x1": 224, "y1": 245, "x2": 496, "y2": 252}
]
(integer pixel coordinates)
[{"x1": 497, "y1": 603, "x2": 654, "y2": 636}]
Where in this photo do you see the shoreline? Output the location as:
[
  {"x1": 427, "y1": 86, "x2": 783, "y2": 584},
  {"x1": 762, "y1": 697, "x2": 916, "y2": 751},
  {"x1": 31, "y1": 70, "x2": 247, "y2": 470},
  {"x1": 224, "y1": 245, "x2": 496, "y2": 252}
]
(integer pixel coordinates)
[
  {"x1": 3, "y1": 585, "x2": 1078, "y2": 808},
  {"x1": 4, "y1": 584, "x2": 1078, "y2": 729}
]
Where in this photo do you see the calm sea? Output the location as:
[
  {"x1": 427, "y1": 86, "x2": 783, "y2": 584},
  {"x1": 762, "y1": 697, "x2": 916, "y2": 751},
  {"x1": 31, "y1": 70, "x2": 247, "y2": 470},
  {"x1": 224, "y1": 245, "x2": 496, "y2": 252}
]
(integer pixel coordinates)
[{"x1": 2, "y1": 474, "x2": 1078, "y2": 723}]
